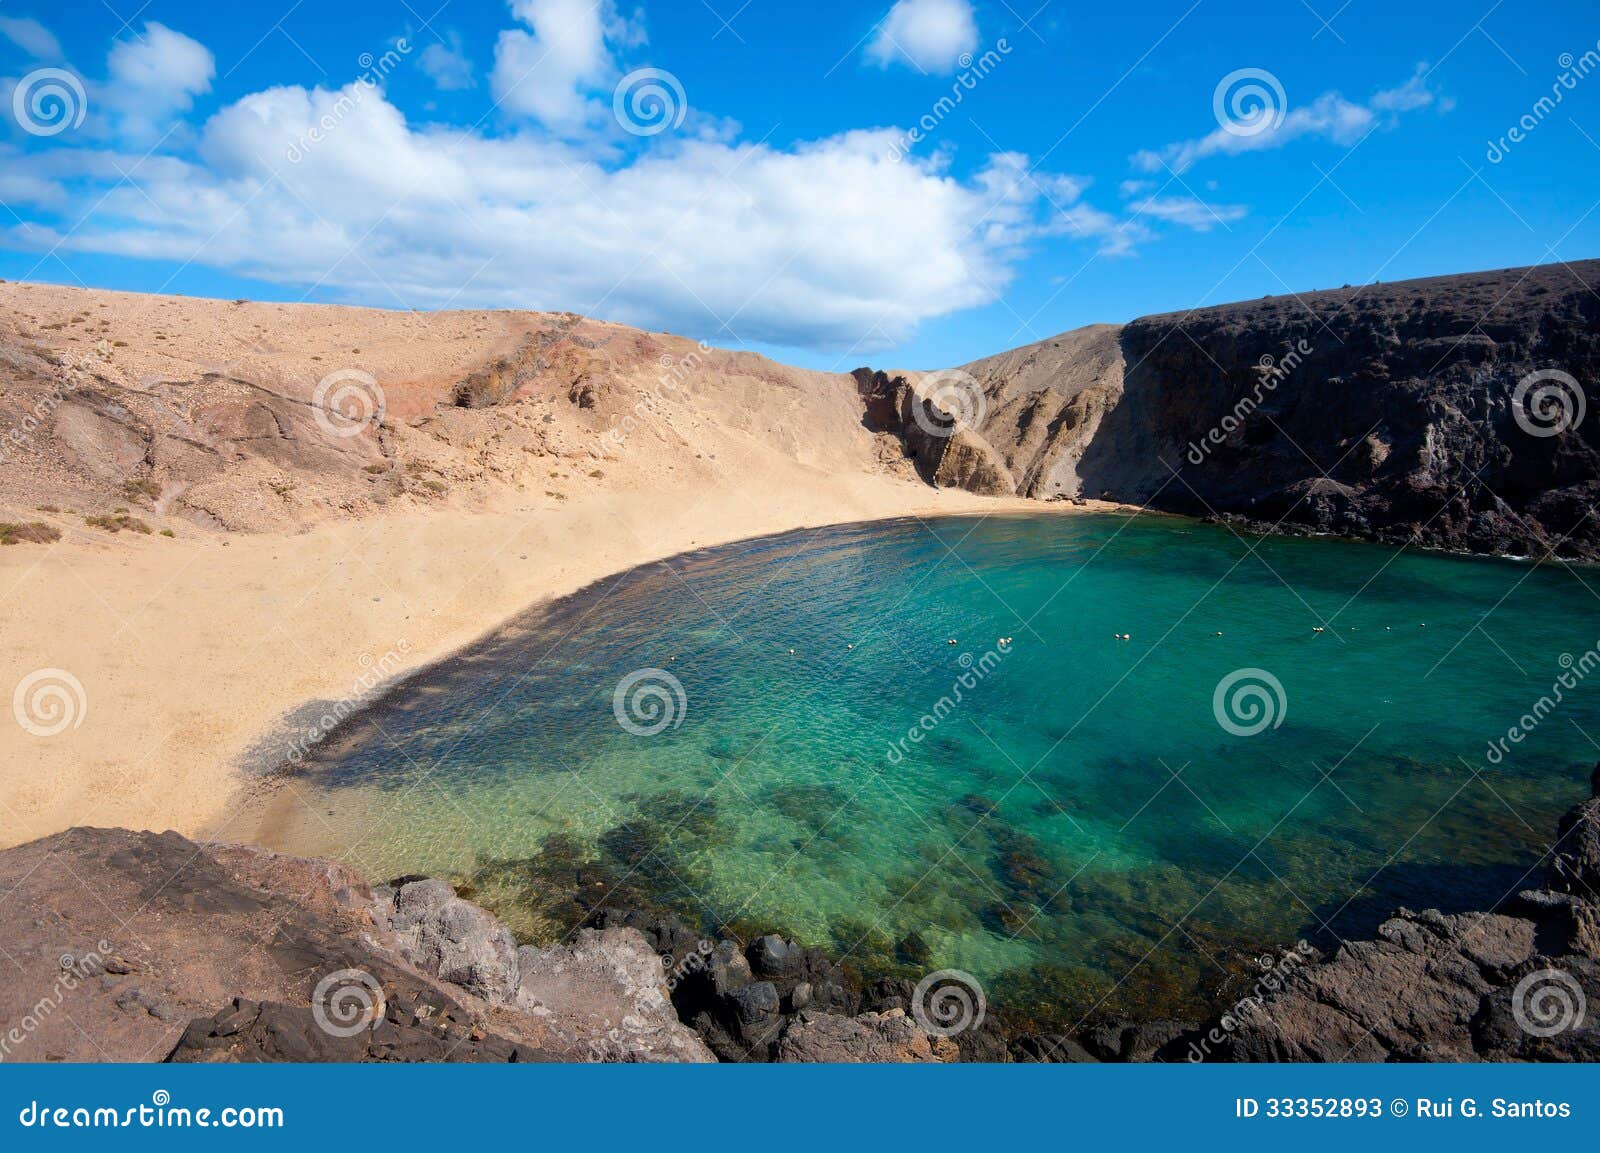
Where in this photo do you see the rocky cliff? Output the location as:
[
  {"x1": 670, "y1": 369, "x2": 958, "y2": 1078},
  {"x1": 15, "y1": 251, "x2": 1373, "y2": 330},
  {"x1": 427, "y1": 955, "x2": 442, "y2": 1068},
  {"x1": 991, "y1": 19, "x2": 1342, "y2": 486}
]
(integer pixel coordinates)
[{"x1": 869, "y1": 260, "x2": 1600, "y2": 559}]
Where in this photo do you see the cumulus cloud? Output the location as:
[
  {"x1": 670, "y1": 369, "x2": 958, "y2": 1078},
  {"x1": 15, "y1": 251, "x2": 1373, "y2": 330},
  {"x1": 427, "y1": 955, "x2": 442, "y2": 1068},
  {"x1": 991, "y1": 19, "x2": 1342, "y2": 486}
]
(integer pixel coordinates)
[
  {"x1": 420, "y1": 33, "x2": 475, "y2": 91},
  {"x1": 0, "y1": 9, "x2": 1269, "y2": 351},
  {"x1": 867, "y1": 0, "x2": 979, "y2": 73},
  {"x1": 0, "y1": 16, "x2": 61, "y2": 60},
  {"x1": 1133, "y1": 67, "x2": 1441, "y2": 173},
  {"x1": 103, "y1": 22, "x2": 215, "y2": 142},
  {"x1": 5, "y1": 81, "x2": 1103, "y2": 349},
  {"x1": 491, "y1": 0, "x2": 642, "y2": 132}
]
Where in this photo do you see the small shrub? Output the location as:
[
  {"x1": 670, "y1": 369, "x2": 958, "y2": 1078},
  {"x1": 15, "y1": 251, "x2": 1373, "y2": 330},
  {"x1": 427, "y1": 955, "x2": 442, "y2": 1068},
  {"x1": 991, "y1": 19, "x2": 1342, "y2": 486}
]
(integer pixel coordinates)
[
  {"x1": 122, "y1": 477, "x2": 161, "y2": 501},
  {"x1": 85, "y1": 513, "x2": 153, "y2": 535},
  {"x1": 363, "y1": 463, "x2": 389, "y2": 475},
  {"x1": 160, "y1": 529, "x2": 175, "y2": 538},
  {"x1": 0, "y1": 521, "x2": 61, "y2": 545}
]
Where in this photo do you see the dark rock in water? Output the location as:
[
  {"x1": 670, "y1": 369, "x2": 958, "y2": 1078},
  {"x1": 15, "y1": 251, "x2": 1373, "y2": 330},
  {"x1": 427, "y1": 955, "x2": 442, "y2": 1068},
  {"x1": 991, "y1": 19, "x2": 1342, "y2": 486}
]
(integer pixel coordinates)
[
  {"x1": 1077, "y1": 1018, "x2": 1193, "y2": 1062},
  {"x1": 978, "y1": 902, "x2": 1029, "y2": 935},
  {"x1": 724, "y1": 981, "x2": 784, "y2": 1055},
  {"x1": 1549, "y1": 796, "x2": 1600, "y2": 897},
  {"x1": 861, "y1": 976, "x2": 914, "y2": 1015},
  {"x1": 748, "y1": 933, "x2": 803, "y2": 978},
  {"x1": 1123, "y1": 1019, "x2": 1194, "y2": 1062},
  {"x1": 895, "y1": 931, "x2": 930, "y2": 967}
]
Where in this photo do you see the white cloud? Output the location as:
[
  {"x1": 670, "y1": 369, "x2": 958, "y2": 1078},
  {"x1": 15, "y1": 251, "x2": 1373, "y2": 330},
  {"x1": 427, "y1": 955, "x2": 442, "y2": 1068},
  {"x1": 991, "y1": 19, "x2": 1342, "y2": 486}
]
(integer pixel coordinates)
[
  {"x1": 1133, "y1": 67, "x2": 1441, "y2": 174},
  {"x1": 104, "y1": 22, "x2": 215, "y2": 142},
  {"x1": 0, "y1": 16, "x2": 61, "y2": 60},
  {"x1": 867, "y1": 0, "x2": 979, "y2": 74},
  {"x1": 1125, "y1": 194, "x2": 1247, "y2": 232},
  {"x1": 5, "y1": 82, "x2": 1102, "y2": 350},
  {"x1": 1, "y1": 9, "x2": 1243, "y2": 351},
  {"x1": 420, "y1": 34, "x2": 475, "y2": 91},
  {"x1": 491, "y1": 0, "x2": 642, "y2": 132}
]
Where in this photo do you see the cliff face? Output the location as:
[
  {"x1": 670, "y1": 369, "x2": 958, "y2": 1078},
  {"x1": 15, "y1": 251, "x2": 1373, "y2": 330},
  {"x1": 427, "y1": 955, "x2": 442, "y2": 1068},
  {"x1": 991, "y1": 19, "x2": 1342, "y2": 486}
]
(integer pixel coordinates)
[
  {"x1": 1090, "y1": 261, "x2": 1600, "y2": 558},
  {"x1": 880, "y1": 260, "x2": 1600, "y2": 559}
]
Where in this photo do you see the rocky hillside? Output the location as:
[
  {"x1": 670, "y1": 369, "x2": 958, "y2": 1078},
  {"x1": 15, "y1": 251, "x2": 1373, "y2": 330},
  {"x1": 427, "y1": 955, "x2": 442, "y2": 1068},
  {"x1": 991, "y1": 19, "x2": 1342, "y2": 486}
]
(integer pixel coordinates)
[
  {"x1": 6, "y1": 261, "x2": 1595, "y2": 560},
  {"x1": 866, "y1": 260, "x2": 1600, "y2": 559},
  {"x1": 0, "y1": 281, "x2": 912, "y2": 540}
]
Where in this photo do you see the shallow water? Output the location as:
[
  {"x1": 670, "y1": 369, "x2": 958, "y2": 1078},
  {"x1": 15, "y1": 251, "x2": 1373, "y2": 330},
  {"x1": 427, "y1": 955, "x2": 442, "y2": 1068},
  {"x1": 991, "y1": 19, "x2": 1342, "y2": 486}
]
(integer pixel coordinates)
[{"x1": 257, "y1": 513, "x2": 1600, "y2": 1022}]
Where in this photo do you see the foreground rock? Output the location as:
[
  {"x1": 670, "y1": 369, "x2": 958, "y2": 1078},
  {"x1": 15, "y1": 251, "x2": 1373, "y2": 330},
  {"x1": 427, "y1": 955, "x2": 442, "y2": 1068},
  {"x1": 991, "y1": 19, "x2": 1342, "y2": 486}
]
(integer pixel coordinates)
[
  {"x1": 1192, "y1": 771, "x2": 1600, "y2": 1062},
  {"x1": 0, "y1": 827, "x2": 709, "y2": 1062},
  {"x1": 6, "y1": 770, "x2": 1597, "y2": 1063}
]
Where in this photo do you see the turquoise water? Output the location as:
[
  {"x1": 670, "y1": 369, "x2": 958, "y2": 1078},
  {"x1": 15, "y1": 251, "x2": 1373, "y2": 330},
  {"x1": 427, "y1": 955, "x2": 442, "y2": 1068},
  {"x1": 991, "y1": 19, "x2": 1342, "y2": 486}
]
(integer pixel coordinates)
[{"x1": 260, "y1": 513, "x2": 1600, "y2": 1023}]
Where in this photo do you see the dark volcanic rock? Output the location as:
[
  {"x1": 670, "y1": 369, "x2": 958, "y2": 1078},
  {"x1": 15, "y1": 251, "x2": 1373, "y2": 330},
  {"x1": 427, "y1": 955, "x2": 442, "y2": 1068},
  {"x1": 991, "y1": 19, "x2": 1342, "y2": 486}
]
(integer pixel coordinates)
[
  {"x1": 1086, "y1": 261, "x2": 1600, "y2": 558},
  {"x1": 1196, "y1": 778, "x2": 1600, "y2": 1062},
  {"x1": 1550, "y1": 796, "x2": 1600, "y2": 899}
]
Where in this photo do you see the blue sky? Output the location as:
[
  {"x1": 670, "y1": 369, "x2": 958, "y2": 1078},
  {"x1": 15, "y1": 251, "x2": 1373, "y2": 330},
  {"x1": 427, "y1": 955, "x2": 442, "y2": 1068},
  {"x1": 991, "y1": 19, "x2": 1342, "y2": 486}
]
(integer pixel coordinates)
[{"x1": 0, "y1": 0, "x2": 1596, "y2": 370}]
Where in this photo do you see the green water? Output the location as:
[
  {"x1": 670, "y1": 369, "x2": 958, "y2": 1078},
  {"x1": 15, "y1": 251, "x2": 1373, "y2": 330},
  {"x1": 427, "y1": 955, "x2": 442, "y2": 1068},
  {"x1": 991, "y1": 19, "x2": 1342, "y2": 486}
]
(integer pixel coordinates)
[{"x1": 261, "y1": 513, "x2": 1600, "y2": 1022}]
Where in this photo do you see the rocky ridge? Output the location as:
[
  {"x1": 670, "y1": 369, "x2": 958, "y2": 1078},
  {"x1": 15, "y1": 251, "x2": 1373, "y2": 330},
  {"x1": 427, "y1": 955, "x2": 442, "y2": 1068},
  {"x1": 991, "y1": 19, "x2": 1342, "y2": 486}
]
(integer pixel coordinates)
[{"x1": 863, "y1": 260, "x2": 1600, "y2": 559}]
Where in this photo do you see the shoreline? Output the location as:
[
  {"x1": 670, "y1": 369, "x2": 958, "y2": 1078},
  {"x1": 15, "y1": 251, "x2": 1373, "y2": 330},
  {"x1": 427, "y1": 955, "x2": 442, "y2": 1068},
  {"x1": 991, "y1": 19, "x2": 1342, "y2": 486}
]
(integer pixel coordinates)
[{"x1": 0, "y1": 479, "x2": 1129, "y2": 851}]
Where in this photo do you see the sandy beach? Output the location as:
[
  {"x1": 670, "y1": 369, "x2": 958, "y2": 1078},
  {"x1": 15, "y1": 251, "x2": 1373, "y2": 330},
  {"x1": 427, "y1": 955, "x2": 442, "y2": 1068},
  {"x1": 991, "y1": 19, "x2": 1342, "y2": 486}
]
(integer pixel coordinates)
[{"x1": 0, "y1": 470, "x2": 1067, "y2": 849}]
